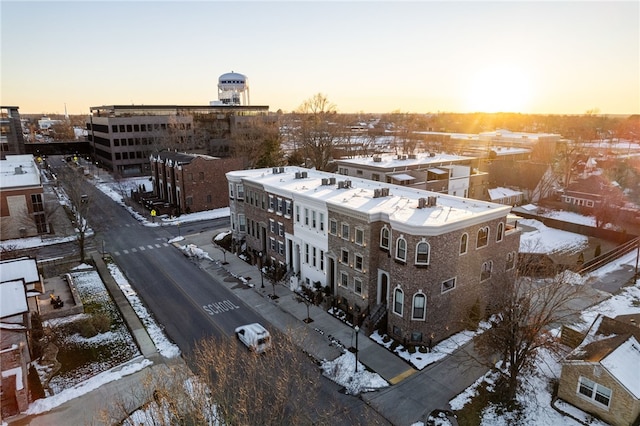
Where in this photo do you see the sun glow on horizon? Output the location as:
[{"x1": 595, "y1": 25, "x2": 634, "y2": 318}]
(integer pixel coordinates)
[{"x1": 465, "y1": 65, "x2": 534, "y2": 113}]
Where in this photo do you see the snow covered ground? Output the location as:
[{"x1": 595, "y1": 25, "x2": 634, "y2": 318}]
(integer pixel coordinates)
[{"x1": 6, "y1": 173, "x2": 639, "y2": 426}]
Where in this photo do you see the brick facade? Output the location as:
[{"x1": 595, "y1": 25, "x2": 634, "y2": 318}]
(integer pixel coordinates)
[{"x1": 228, "y1": 167, "x2": 520, "y2": 345}]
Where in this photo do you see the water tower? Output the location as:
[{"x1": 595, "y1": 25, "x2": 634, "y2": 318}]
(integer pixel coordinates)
[{"x1": 211, "y1": 71, "x2": 249, "y2": 106}]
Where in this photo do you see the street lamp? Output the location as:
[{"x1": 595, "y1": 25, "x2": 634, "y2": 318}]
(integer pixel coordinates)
[
  {"x1": 258, "y1": 251, "x2": 265, "y2": 288},
  {"x1": 354, "y1": 325, "x2": 360, "y2": 373}
]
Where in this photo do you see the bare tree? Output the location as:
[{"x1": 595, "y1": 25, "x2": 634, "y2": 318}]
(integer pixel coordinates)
[
  {"x1": 473, "y1": 269, "x2": 585, "y2": 403},
  {"x1": 56, "y1": 166, "x2": 92, "y2": 262},
  {"x1": 289, "y1": 93, "x2": 342, "y2": 171},
  {"x1": 231, "y1": 116, "x2": 285, "y2": 168}
]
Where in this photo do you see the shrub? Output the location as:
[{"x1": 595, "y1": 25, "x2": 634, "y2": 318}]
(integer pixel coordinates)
[
  {"x1": 418, "y1": 345, "x2": 428, "y2": 353},
  {"x1": 92, "y1": 313, "x2": 112, "y2": 333},
  {"x1": 407, "y1": 345, "x2": 416, "y2": 354}
]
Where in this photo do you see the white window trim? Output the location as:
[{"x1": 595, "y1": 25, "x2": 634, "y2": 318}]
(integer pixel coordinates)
[
  {"x1": 576, "y1": 376, "x2": 612, "y2": 409},
  {"x1": 380, "y1": 226, "x2": 390, "y2": 250},
  {"x1": 460, "y1": 233, "x2": 468, "y2": 255},
  {"x1": 411, "y1": 292, "x2": 426, "y2": 320},
  {"x1": 415, "y1": 240, "x2": 430, "y2": 265},
  {"x1": 393, "y1": 287, "x2": 404, "y2": 317},
  {"x1": 396, "y1": 236, "x2": 407, "y2": 262},
  {"x1": 441, "y1": 277, "x2": 456, "y2": 293}
]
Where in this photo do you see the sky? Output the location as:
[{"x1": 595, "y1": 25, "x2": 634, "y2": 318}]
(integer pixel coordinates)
[{"x1": 1, "y1": 1, "x2": 639, "y2": 114}]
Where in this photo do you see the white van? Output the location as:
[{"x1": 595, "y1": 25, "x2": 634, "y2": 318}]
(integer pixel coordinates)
[{"x1": 235, "y1": 323, "x2": 272, "y2": 353}]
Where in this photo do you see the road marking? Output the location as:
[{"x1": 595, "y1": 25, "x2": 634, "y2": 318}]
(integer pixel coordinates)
[
  {"x1": 162, "y1": 243, "x2": 169, "y2": 247},
  {"x1": 113, "y1": 251, "x2": 120, "y2": 256},
  {"x1": 203, "y1": 299, "x2": 241, "y2": 316},
  {"x1": 388, "y1": 368, "x2": 418, "y2": 385},
  {"x1": 139, "y1": 246, "x2": 146, "y2": 251},
  {"x1": 131, "y1": 248, "x2": 138, "y2": 253},
  {"x1": 147, "y1": 245, "x2": 154, "y2": 249},
  {"x1": 123, "y1": 249, "x2": 129, "y2": 254},
  {"x1": 155, "y1": 244, "x2": 162, "y2": 248}
]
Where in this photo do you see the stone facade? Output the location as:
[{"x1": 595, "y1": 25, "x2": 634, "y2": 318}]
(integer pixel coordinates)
[{"x1": 558, "y1": 363, "x2": 640, "y2": 426}]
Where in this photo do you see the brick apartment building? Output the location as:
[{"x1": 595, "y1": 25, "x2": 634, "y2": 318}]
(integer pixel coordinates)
[
  {"x1": 0, "y1": 155, "x2": 47, "y2": 240},
  {"x1": 150, "y1": 152, "x2": 245, "y2": 215},
  {"x1": 227, "y1": 166, "x2": 520, "y2": 345}
]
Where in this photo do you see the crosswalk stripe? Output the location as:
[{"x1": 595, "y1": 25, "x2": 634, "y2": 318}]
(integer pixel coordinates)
[
  {"x1": 139, "y1": 246, "x2": 145, "y2": 251},
  {"x1": 131, "y1": 248, "x2": 137, "y2": 252},
  {"x1": 123, "y1": 250, "x2": 129, "y2": 254},
  {"x1": 147, "y1": 245, "x2": 154, "y2": 249},
  {"x1": 155, "y1": 244, "x2": 162, "y2": 248},
  {"x1": 113, "y1": 251, "x2": 120, "y2": 256}
]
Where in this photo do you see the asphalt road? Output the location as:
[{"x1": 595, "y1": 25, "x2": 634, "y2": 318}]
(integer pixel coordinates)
[{"x1": 45, "y1": 156, "x2": 388, "y2": 425}]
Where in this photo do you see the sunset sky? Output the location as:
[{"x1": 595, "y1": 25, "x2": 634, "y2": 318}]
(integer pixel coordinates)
[{"x1": 1, "y1": 1, "x2": 638, "y2": 116}]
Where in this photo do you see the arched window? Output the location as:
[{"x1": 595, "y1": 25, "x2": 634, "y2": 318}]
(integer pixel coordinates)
[
  {"x1": 460, "y1": 233, "x2": 468, "y2": 255},
  {"x1": 393, "y1": 288, "x2": 404, "y2": 316},
  {"x1": 477, "y1": 227, "x2": 489, "y2": 248},
  {"x1": 415, "y1": 241, "x2": 430, "y2": 265},
  {"x1": 481, "y1": 261, "x2": 493, "y2": 281},
  {"x1": 396, "y1": 236, "x2": 407, "y2": 261},
  {"x1": 380, "y1": 227, "x2": 390, "y2": 250},
  {"x1": 506, "y1": 252, "x2": 515, "y2": 270},
  {"x1": 496, "y1": 223, "x2": 504, "y2": 242},
  {"x1": 412, "y1": 293, "x2": 426, "y2": 320}
]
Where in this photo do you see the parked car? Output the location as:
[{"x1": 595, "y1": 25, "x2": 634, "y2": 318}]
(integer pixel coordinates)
[{"x1": 235, "y1": 323, "x2": 272, "y2": 353}]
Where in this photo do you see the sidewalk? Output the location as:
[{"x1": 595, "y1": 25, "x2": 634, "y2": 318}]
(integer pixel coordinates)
[{"x1": 181, "y1": 229, "x2": 417, "y2": 385}]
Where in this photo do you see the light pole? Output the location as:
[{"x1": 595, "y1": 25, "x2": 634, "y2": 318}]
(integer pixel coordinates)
[
  {"x1": 354, "y1": 325, "x2": 360, "y2": 373},
  {"x1": 259, "y1": 251, "x2": 265, "y2": 288}
]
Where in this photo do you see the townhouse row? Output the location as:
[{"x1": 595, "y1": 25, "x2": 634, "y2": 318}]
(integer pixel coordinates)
[{"x1": 227, "y1": 167, "x2": 520, "y2": 345}]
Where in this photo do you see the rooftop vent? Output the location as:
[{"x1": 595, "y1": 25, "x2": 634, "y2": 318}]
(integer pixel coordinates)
[
  {"x1": 321, "y1": 178, "x2": 329, "y2": 185},
  {"x1": 14, "y1": 166, "x2": 24, "y2": 175},
  {"x1": 417, "y1": 196, "x2": 438, "y2": 209},
  {"x1": 329, "y1": 177, "x2": 336, "y2": 185},
  {"x1": 408, "y1": 154, "x2": 417, "y2": 159},
  {"x1": 373, "y1": 156, "x2": 382, "y2": 163}
]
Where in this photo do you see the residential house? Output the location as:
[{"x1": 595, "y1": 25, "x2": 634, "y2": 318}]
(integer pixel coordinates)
[
  {"x1": 0, "y1": 155, "x2": 47, "y2": 240},
  {"x1": 149, "y1": 152, "x2": 245, "y2": 215},
  {"x1": 227, "y1": 167, "x2": 520, "y2": 345},
  {"x1": 0, "y1": 279, "x2": 32, "y2": 418},
  {"x1": 558, "y1": 315, "x2": 640, "y2": 426}
]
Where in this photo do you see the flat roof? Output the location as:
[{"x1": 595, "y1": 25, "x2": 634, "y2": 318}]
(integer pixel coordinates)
[
  {"x1": 228, "y1": 167, "x2": 511, "y2": 235},
  {"x1": 0, "y1": 155, "x2": 41, "y2": 190},
  {"x1": 0, "y1": 280, "x2": 28, "y2": 318},
  {"x1": 0, "y1": 257, "x2": 40, "y2": 284},
  {"x1": 336, "y1": 153, "x2": 473, "y2": 169}
]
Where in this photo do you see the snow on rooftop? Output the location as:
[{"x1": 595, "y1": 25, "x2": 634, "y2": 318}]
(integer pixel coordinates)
[
  {"x1": 0, "y1": 155, "x2": 41, "y2": 189},
  {"x1": 488, "y1": 187, "x2": 523, "y2": 200},
  {"x1": 337, "y1": 152, "x2": 473, "y2": 168},
  {"x1": 601, "y1": 336, "x2": 640, "y2": 398},
  {"x1": 0, "y1": 257, "x2": 40, "y2": 283},
  {"x1": 0, "y1": 280, "x2": 28, "y2": 318},
  {"x1": 228, "y1": 167, "x2": 511, "y2": 234}
]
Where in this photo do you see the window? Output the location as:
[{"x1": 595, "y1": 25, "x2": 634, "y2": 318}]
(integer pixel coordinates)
[
  {"x1": 415, "y1": 241, "x2": 430, "y2": 265},
  {"x1": 261, "y1": 194, "x2": 266, "y2": 210},
  {"x1": 238, "y1": 214, "x2": 246, "y2": 232},
  {"x1": 460, "y1": 233, "x2": 468, "y2": 255},
  {"x1": 577, "y1": 377, "x2": 611, "y2": 408},
  {"x1": 506, "y1": 252, "x2": 515, "y2": 270},
  {"x1": 229, "y1": 183, "x2": 234, "y2": 198},
  {"x1": 276, "y1": 198, "x2": 283, "y2": 214},
  {"x1": 341, "y1": 249, "x2": 349, "y2": 264},
  {"x1": 342, "y1": 223, "x2": 350, "y2": 240},
  {"x1": 31, "y1": 194, "x2": 44, "y2": 212},
  {"x1": 380, "y1": 227, "x2": 390, "y2": 250},
  {"x1": 354, "y1": 254, "x2": 363, "y2": 271},
  {"x1": 442, "y1": 278, "x2": 456, "y2": 293},
  {"x1": 269, "y1": 237, "x2": 276, "y2": 250},
  {"x1": 340, "y1": 272, "x2": 349, "y2": 288},
  {"x1": 200, "y1": 172, "x2": 205, "y2": 181},
  {"x1": 186, "y1": 196, "x2": 193, "y2": 206},
  {"x1": 296, "y1": 205, "x2": 300, "y2": 222},
  {"x1": 329, "y1": 219, "x2": 338, "y2": 235},
  {"x1": 285, "y1": 200, "x2": 292, "y2": 217},
  {"x1": 269, "y1": 219, "x2": 275, "y2": 233},
  {"x1": 312, "y1": 211, "x2": 316, "y2": 228},
  {"x1": 320, "y1": 250, "x2": 324, "y2": 271},
  {"x1": 278, "y1": 241, "x2": 285, "y2": 255},
  {"x1": 236, "y1": 184, "x2": 244, "y2": 199},
  {"x1": 411, "y1": 332, "x2": 423, "y2": 343},
  {"x1": 319, "y1": 213, "x2": 325, "y2": 231},
  {"x1": 268, "y1": 195, "x2": 275, "y2": 211},
  {"x1": 477, "y1": 227, "x2": 489, "y2": 248},
  {"x1": 372, "y1": 173, "x2": 380, "y2": 181},
  {"x1": 312, "y1": 247, "x2": 317, "y2": 267},
  {"x1": 304, "y1": 208, "x2": 309, "y2": 226},
  {"x1": 396, "y1": 237, "x2": 407, "y2": 262},
  {"x1": 481, "y1": 261, "x2": 493, "y2": 281},
  {"x1": 354, "y1": 278, "x2": 362, "y2": 294},
  {"x1": 496, "y1": 223, "x2": 504, "y2": 242},
  {"x1": 278, "y1": 222, "x2": 284, "y2": 237},
  {"x1": 393, "y1": 288, "x2": 404, "y2": 316},
  {"x1": 206, "y1": 194, "x2": 212, "y2": 204},
  {"x1": 305, "y1": 244, "x2": 309, "y2": 264},
  {"x1": 355, "y1": 228, "x2": 364, "y2": 246},
  {"x1": 412, "y1": 293, "x2": 426, "y2": 320}
]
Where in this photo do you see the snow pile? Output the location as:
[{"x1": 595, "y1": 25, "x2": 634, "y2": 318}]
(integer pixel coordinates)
[
  {"x1": 321, "y1": 351, "x2": 388, "y2": 395},
  {"x1": 179, "y1": 244, "x2": 213, "y2": 261}
]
